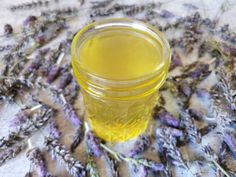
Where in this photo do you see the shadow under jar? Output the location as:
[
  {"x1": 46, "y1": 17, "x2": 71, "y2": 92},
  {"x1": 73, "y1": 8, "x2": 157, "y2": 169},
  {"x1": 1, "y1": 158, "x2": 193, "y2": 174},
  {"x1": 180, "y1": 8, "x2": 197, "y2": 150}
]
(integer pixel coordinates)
[{"x1": 71, "y1": 18, "x2": 171, "y2": 142}]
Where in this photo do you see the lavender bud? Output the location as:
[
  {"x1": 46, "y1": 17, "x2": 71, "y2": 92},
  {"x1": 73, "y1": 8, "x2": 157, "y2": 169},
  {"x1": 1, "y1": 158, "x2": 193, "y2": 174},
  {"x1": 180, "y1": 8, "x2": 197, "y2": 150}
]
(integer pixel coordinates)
[
  {"x1": 157, "y1": 110, "x2": 180, "y2": 128},
  {"x1": 4, "y1": 24, "x2": 13, "y2": 35},
  {"x1": 170, "y1": 51, "x2": 182, "y2": 70},
  {"x1": 23, "y1": 16, "x2": 37, "y2": 26},
  {"x1": 133, "y1": 165, "x2": 148, "y2": 177},
  {"x1": 10, "y1": 110, "x2": 29, "y2": 127},
  {"x1": 27, "y1": 148, "x2": 48, "y2": 177},
  {"x1": 47, "y1": 65, "x2": 61, "y2": 83},
  {"x1": 179, "y1": 82, "x2": 192, "y2": 97},
  {"x1": 160, "y1": 10, "x2": 175, "y2": 18},
  {"x1": 48, "y1": 120, "x2": 61, "y2": 139},
  {"x1": 86, "y1": 131, "x2": 102, "y2": 158},
  {"x1": 63, "y1": 103, "x2": 82, "y2": 127},
  {"x1": 128, "y1": 134, "x2": 150, "y2": 157},
  {"x1": 223, "y1": 133, "x2": 236, "y2": 159},
  {"x1": 189, "y1": 108, "x2": 203, "y2": 120},
  {"x1": 59, "y1": 72, "x2": 72, "y2": 89}
]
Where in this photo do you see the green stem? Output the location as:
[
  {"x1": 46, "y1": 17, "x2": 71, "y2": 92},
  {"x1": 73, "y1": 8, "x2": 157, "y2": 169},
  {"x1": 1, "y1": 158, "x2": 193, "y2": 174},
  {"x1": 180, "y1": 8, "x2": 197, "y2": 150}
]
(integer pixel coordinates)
[{"x1": 212, "y1": 159, "x2": 231, "y2": 177}]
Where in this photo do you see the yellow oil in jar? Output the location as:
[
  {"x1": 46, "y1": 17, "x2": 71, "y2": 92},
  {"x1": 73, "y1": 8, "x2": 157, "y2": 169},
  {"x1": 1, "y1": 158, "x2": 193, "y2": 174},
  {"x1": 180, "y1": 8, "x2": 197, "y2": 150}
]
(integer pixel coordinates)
[{"x1": 71, "y1": 22, "x2": 169, "y2": 142}]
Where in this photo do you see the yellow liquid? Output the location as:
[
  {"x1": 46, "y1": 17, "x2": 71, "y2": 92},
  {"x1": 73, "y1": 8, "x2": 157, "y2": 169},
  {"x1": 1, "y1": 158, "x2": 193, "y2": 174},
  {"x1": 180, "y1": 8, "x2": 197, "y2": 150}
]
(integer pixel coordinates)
[{"x1": 72, "y1": 28, "x2": 167, "y2": 142}]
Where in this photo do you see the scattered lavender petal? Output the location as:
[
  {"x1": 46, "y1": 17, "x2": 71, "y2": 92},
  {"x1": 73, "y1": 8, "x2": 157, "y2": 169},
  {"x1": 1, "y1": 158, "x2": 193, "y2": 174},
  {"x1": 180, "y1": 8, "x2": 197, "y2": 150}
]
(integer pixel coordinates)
[
  {"x1": 157, "y1": 110, "x2": 180, "y2": 128},
  {"x1": 160, "y1": 10, "x2": 175, "y2": 18}
]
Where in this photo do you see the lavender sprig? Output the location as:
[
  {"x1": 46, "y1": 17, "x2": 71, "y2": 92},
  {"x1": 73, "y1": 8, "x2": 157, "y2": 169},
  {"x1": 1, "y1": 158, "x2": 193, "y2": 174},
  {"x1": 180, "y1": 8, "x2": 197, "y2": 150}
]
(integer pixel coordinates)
[
  {"x1": 215, "y1": 67, "x2": 236, "y2": 112},
  {"x1": 101, "y1": 144, "x2": 164, "y2": 172},
  {"x1": 85, "y1": 123, "x2": 102, "y2": 158},
  {"x1": 48, "y1": 119, "x2": 61, "y2": 139},
  {"x1": 60, "y1": 93, "x2": 83, "y2": 127},
  {"x1": 156, "y1": 128, "x2": 188, "y2": 169},
  {"x1": 179, "y1": 109, "x2": 202, "y2": 144},
  {"x1": 70, "y1": 126, "x2": 84, "y2": 153},
  {"x1": 27, "y1": 148, "x2": 51, "y2": 177},
  {"x1": 58, "y1": 71, "x2": 72, "y2": 89},
  {"x1": 0, "y1": 143, "x2": 26, "y2": 166},
  {"x1": 202, "y1": 145, "x2": 231, "y2": 177},
  {"x1": 133, "y1": 164, "x2": 148, "y2": 177},
  {"x1": 103, "y1": 152, "x2": 119, "y2": 177},
  {"x1": 45, "y1": 137, "x2": 86, "y2": 177},
  {"x1": 128, "y1": 134, "x2": 151, "y2": 157},
  {"x1": 0, "y1": 104, "x2": 54, "y2": 150},
  {"x1": 157, "y1": 110, "x2": 180, "y2": 128},
  {"x1": 223, "y1": 133, "x2": 236, "y2": 158}
]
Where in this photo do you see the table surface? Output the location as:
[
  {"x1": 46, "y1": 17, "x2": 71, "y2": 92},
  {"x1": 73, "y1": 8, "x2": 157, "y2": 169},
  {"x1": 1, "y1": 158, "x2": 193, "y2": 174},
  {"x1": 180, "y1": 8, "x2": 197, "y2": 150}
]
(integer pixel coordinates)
[{"x1": 0, "y1": 0, "x2": 236, "y2": 177}]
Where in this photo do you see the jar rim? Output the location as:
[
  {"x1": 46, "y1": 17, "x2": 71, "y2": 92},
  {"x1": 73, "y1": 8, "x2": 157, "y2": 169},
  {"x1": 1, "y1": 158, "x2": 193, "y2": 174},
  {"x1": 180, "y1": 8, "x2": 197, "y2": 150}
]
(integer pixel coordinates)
[{"x1": 71, "y1": 18, "x2": 171, "y2": 86}]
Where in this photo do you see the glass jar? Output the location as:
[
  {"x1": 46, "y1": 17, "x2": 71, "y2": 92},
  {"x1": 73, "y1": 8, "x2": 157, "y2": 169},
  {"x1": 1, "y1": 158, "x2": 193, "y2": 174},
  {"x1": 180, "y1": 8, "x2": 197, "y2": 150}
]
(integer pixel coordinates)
[{"x1": 71, "y1": 18, "x2": 170, "y2": 142}]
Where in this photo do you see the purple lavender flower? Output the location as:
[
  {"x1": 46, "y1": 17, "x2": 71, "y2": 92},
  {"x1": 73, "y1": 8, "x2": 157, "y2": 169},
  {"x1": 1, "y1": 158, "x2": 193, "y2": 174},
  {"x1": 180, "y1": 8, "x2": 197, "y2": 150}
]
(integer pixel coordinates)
[
  {"x1": 160, "y1": 10, "x2": 175, "y2": 18},
  {"x1": 128, "y1": 134, "x2": 150, "y2": 157},
  {"x1": 188, "y1": 108, "x2": 203, "y2": 120},
  {"x1": 27, "y1": 148, "x2": 48, "y2": 177},
  {"x1": 48, "y1": 120, "x2": 61, "y2": 139},
  {"x1": 223, "y1": 133, "x2": 236, "y2": 159},
  {"x1": 23, "y1": 15, "x2": 37, "y2": 26},
  {"x1": 10, "y1": 110, "x2": 29, "y2": 127},
  {"x1": 63, "y1": 103, "x2": 82, "y2": 127},
  {"x1": 58, "y1": 72, "x2": 72, "y2": 89},
  {"x1": 179, "y1": 82, "x2": 192, "y2": 97},
  {"x1": 170, "y1": 51, "x2": 183, "y2": 70},
  {"x1": 47, "y1": 65, "x2": 61, "y2": 83},
  {"x1": 133, "y1": 165, "x2": 148, "y2": 177},
  {"x1": 86, "y1": 131, "x2": 102, "y2": 158},
  {"x1": 157, "y1": 110, "x2": 180, "y2": 128}
]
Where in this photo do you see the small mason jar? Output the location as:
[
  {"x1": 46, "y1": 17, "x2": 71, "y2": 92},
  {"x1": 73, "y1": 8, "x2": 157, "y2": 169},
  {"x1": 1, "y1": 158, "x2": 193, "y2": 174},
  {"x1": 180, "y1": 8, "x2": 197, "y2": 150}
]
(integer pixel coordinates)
[{"x1": 71, "y1": 18, "x2": 170, "y2": 142}]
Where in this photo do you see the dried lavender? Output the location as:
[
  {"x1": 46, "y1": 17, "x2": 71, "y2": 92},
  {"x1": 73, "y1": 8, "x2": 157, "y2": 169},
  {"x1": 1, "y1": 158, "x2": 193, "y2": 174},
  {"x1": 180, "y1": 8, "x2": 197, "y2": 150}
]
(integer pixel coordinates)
[
  {"x1": 0, "y1": 143, "x2": 26, "y2": 166},
  {"x1": 179, "y1": 109, "x2": 202, "y2": 144},
  {"x1": 215, "y1": 67, "x2": 236, "y2": 112},
  {"x1": 218, "y1": 142, "x2": 228, "y2": 166},
  {"x1": 48, "y1": 119, "x2": 61, "y2": 139},
  {"x1": 70, "y1": 126, "x2": 84, "y2": 153},
  {"x1": 156, "y1": 128, "x2": 188, "y2": 169},
  {"x1": 64, "y1": 80, "x2": 80, "y2": 104},
  {"x1": 170, "y1": 51, "x2": 183, "y2": 71},
  {"x1": 27, "y1": 148, "x2": 51, "y2": 177},
  {"x1": 223, "y1": 133, "x2": 236, "y2": 159},
  {"x1": 46, "y1": 52, "x2": 65, "y2": 83},
  {"x1": 101, "y1": 144, "x2": 164, "y2": 172},
  {"x1": 199, "y1": 124, "x2": 217, "y2": 136},
  {"x1": 58, "y1": 71, "x2": 72, "y2": 89},
  {"x1": 128, "y1": 134, "x2": 151, "y2": 157},
  {"x1": 4, "y1": 24, "x2": 13, "y2": 35},
  {"x1": 103, "y1": 152, "x2": 119, "y2": 177},
  {"x1": 202, "y1": 145, "x2": 231, "y2": 177},
  {"x1": 63, "y1": 100, "x2": 82, "y2": 127},
  {"x1": 0, "y1": 76, "x2": 33, "y2": 101},
  {"x1": 85, "y1": 123, "x2": 102, "y2": 158},
  {"x1": 45, "y1": 137, "x2": 86, "y2": 177},
  {"x1": 86, "y1": 153, "x2": 100, "y2": 177},
  {"x1": 10, "y1": 0, "x2": 50, "y2": 11},
  {"x1": 157, "y1": 109, "x2": 180, "y2": 128},
  {"x1": 0, "y1": 104, "x2": 54, "y2": 150},
  {"x1": 133, "y1": 165, "x2": 148, "y2": 177}
]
